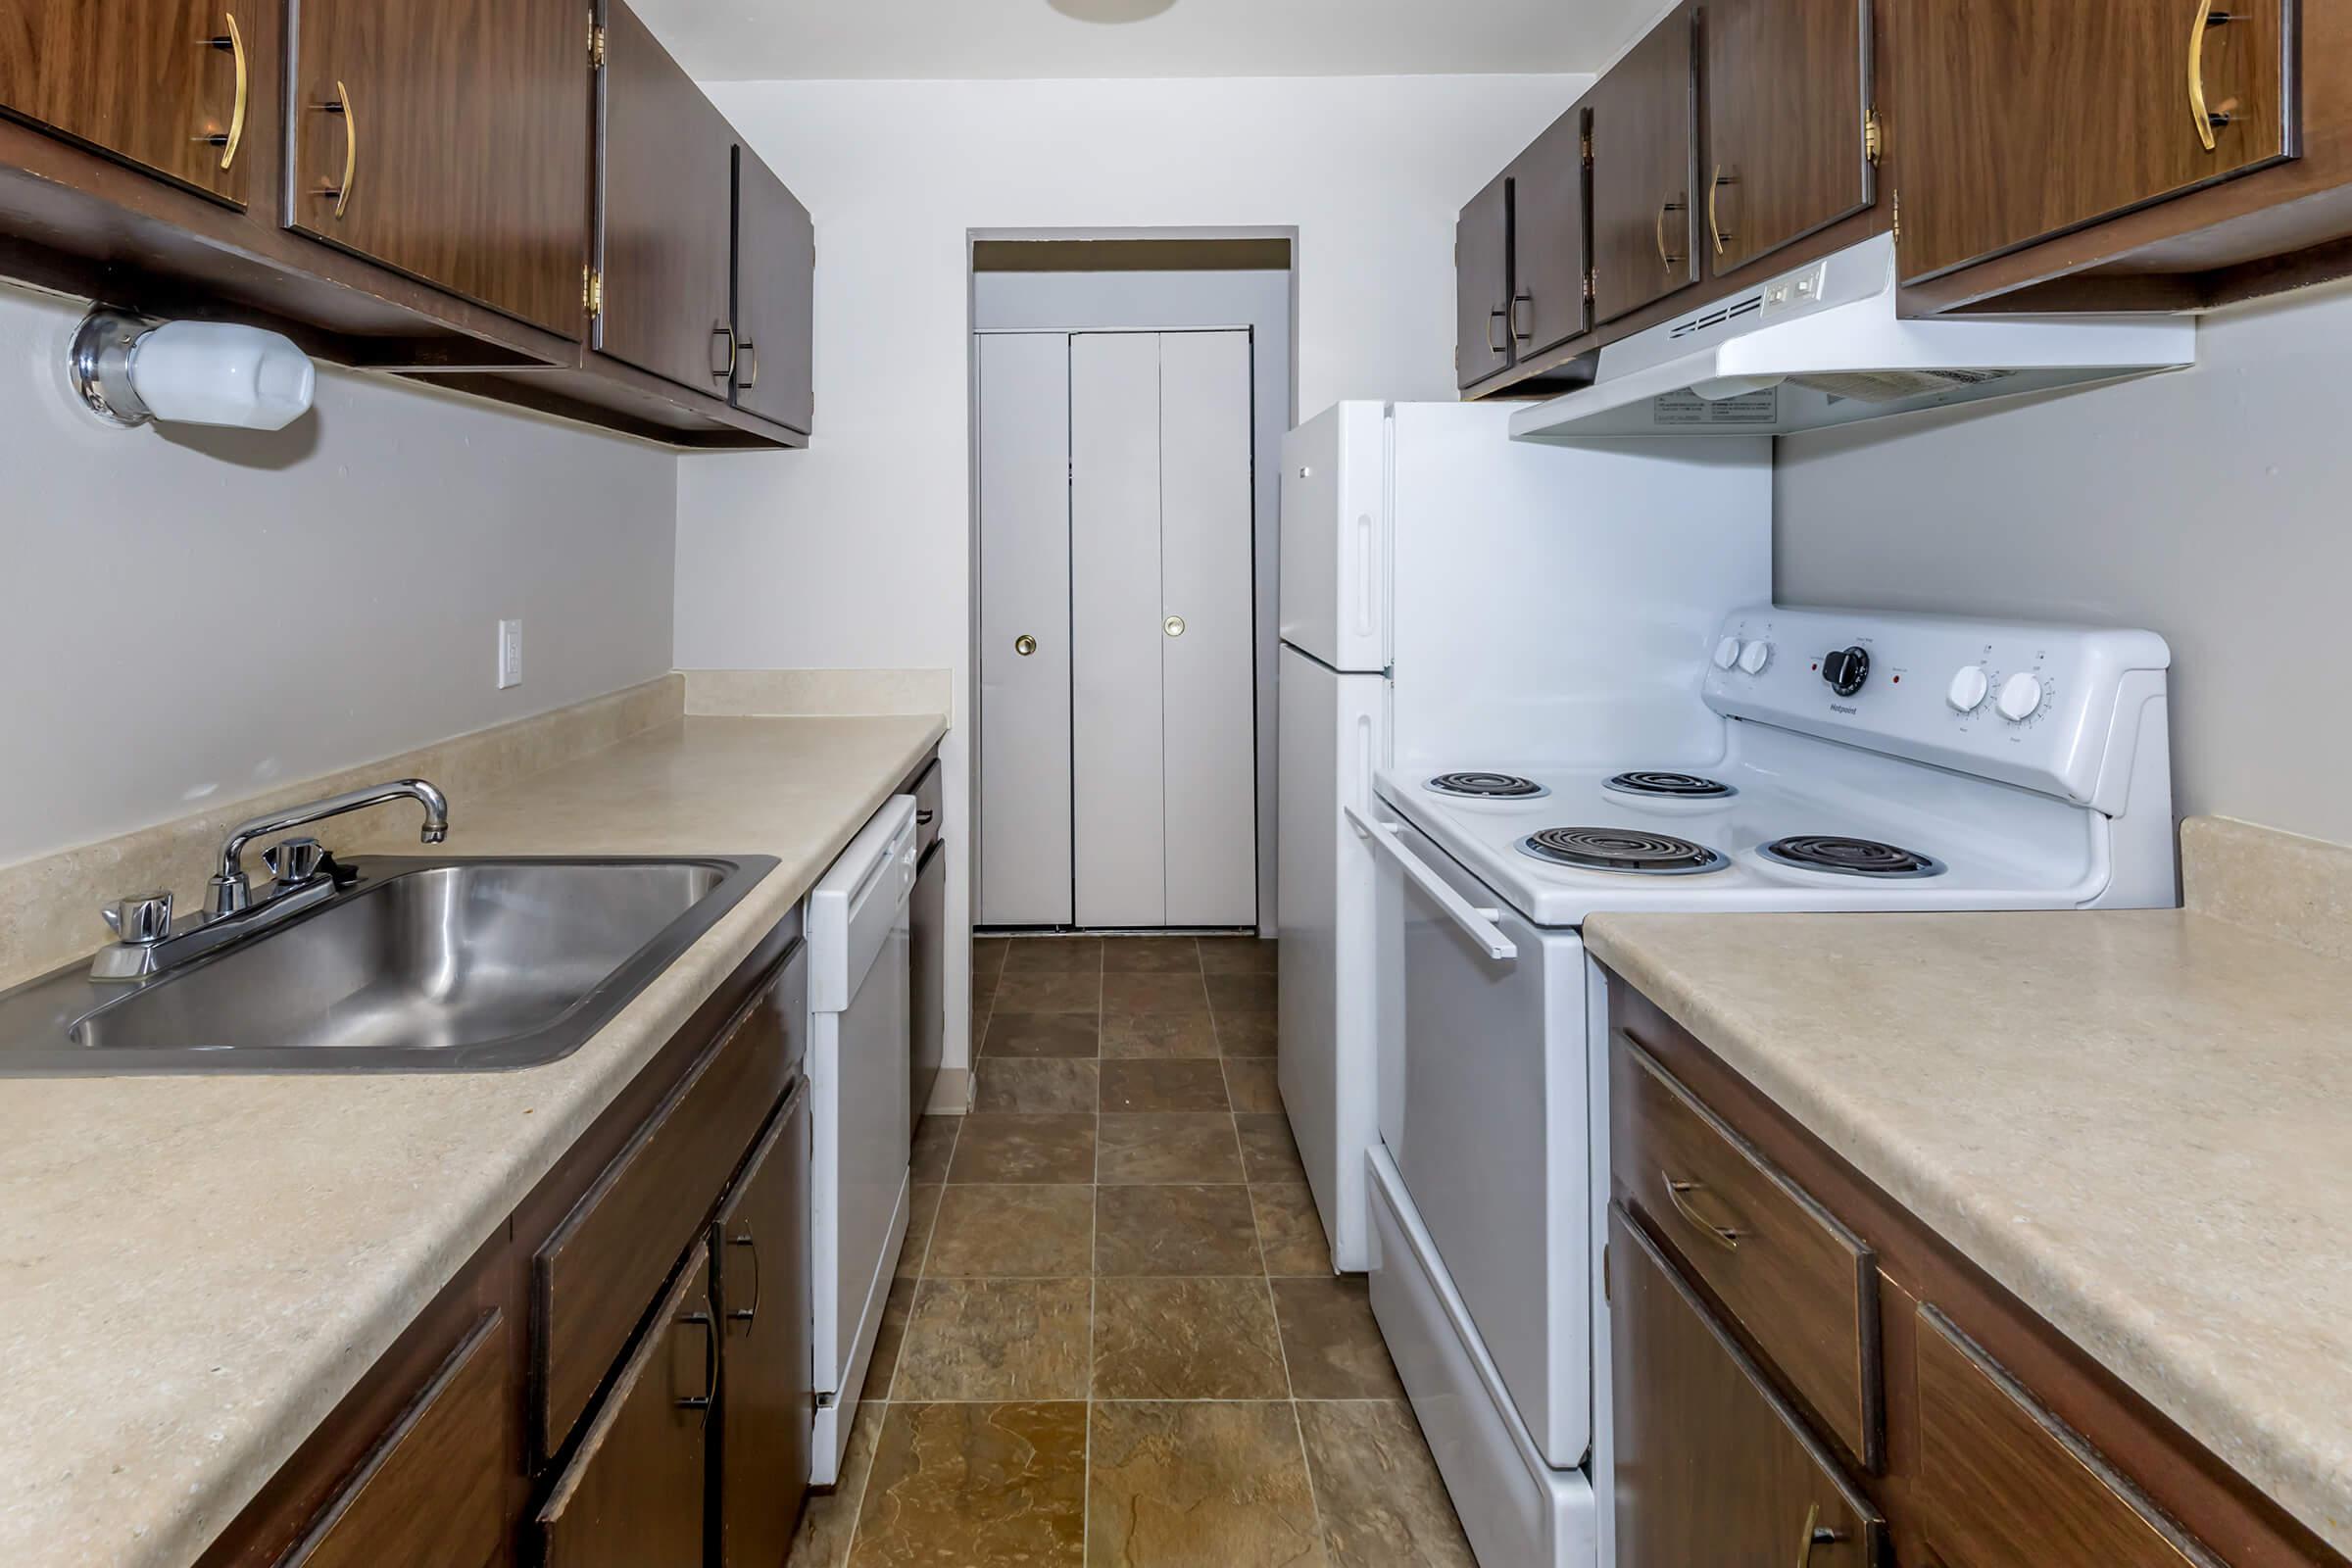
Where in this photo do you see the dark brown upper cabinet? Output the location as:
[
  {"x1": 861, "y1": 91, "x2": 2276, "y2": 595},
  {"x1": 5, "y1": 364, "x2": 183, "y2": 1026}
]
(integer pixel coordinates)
[
  {"x1": 1455, "y1": 171, "x2": 1515, "y2": 390},
  {"x1": 596, "y1": 0, "x2": 738, "y2": 397},
  {"x1": 286, "y1": 0, "x2": 590, "y2": 338},
  {"x1": 1891, "y1": 0, "x2": 2297, "y2": 283},
  {"x1": 1508, "y1": 108, "x2": 1591, "y2": 361},
  {"x1": 732, "y1": 147, "x2": 815, "y2": 435},
  {"x1": 1700, "y1": 0, "x2": 1875, "y2": 277},
  {"x1": 1591, "y1": 6, "x2": 1699, "y2": 325},
  {"x1": 0, "y1": 0, "x2": 255, "y2": 206}
]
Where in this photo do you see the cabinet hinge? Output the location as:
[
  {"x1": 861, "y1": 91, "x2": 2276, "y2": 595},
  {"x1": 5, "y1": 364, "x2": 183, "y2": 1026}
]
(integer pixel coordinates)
[
  {"x1": 1602, "y1": 1242, "x2": 1612, "y2": 1303},
  {"x1": 589, "y1": 20, "x2": 607, "y2": 69},
  {"x1": 583, "y1": 265, "x2": 604, "y2": 319},
  {"x1": 1581, "y1": 131, "x2": 1592, "y2": 165},
  {"x1": 1864, "y1": 107, "x2": 1884, "y2": 167},
  {"x1": 1583, "y1": 272, "x2": 1595, "y2": 304},
  {"x1": 1891, "y1": 189, "x2": 1902, "y2": 244}
]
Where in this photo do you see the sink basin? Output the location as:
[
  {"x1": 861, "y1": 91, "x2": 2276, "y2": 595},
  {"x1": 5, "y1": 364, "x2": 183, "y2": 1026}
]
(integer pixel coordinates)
[{"x1": 0, "y1": 855, "x2": 777, "y2": 1075}]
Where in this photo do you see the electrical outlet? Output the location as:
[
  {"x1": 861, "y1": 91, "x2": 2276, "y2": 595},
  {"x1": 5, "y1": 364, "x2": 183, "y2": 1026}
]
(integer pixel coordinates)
[{"x1": 497, "y1": 619, "x2": 523, "y2": 689}]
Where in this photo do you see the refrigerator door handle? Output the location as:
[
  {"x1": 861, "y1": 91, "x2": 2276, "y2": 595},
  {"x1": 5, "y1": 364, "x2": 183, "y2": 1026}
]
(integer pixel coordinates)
[
  {"x1": 1354, "y1": 511, "x2": 1378, "y2": 642},
  {"x1": 1344, "y1": 805, "x2": 1517, "y2": 961}
]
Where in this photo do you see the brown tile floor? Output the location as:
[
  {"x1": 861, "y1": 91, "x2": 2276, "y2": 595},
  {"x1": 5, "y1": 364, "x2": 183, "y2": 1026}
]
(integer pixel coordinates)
[{"x1": 787, "y1": 934, "x2": 1477, "y2": 1568}]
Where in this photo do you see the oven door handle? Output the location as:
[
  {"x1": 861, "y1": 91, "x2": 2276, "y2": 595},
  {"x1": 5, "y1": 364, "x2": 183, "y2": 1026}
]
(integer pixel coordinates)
[{"x1": 1347, "y1": 805, "x2": 1518, "y2": 961}]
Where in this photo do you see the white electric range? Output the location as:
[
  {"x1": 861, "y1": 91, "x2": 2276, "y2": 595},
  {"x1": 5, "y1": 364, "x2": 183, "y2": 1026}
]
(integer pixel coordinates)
[{"x1": 1359, "y1": 604, "x2": 2177, "y2": 1568}]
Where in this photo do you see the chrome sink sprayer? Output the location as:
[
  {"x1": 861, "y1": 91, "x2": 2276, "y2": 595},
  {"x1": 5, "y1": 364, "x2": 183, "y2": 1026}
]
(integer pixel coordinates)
[{"x1": 88, "y1": 778, "x2": 450, "y2": 981}]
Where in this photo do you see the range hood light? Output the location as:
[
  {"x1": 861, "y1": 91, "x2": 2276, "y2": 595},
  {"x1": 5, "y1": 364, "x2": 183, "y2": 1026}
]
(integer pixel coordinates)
[{"x1": 1690, "y1": 374, "x2": 1785, "y2": 402}]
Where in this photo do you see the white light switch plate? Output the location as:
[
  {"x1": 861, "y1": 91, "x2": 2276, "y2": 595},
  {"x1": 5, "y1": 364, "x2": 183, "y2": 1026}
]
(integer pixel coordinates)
[{"x1": 497, "y1": 618, "x2": 523, "y2": 689}]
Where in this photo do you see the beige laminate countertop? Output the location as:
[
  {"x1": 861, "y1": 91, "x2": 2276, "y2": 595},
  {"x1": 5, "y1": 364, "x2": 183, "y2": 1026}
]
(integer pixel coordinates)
[
  {"x1": 0, "y1": 714, "x2": 946, "y2": 1568},
  {"x1": 1585, "y1": 906, "x2": 2352, "y2": 1557}
]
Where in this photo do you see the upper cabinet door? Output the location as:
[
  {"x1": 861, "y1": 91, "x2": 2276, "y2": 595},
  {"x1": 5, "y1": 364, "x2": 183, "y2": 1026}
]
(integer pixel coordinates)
[
  {"x1": 0, "y1": 0, "x2": 255, "y2": 206},
  {"x1": 1508, "y1": 108, "x2": 1591, "y2": 361},
  {"x1": 1892, "y1": 0, "x2": 2296, "y2": 282},
  {"x1": 1700, "y1": 0, "x2": 1874, "y2": 277},
  {"x1": 1591, "y1": 6, "x2": 1699, "y2": 325},
  {"x1": 1455, "y1": 172, "x2": 1513, "y2": 390},
  {"x1": 732, "y1": 148, "x2": 814, "y2": 434},
  {"x1": 287, "y1": 0, "x2": 589, "y2": 336},
  {"x1": 598, "y1": 0, "x2": 737, "y2": 396}
]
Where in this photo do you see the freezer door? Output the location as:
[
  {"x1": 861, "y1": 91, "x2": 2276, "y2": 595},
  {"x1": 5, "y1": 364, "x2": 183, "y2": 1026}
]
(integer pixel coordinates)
[
  {"x1": 1276, "y1": 644, "x2": 1388, "y2": 1272},
  {"x1": 1278, "y1": 402, "x2": 1388, "y2": 674}
]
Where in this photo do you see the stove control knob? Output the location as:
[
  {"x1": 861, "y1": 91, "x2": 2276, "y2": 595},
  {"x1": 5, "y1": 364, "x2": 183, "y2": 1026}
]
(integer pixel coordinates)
[
  {"x1": 1996, "y1": 671, "x2": 2044, "y2": 723},
  {"x1": 1821, "y1": 645, "x2": 1871, "y2": 697},
  {"x1": 1738, "y1": 639, "x2": 1773, "y2": 675},
  {"x1": 1712, "y1": 636, "x2": 1742, "y2": 671},
  {"x1": 1946, "y1": 664, "x2": 1990, "y2": 713}
]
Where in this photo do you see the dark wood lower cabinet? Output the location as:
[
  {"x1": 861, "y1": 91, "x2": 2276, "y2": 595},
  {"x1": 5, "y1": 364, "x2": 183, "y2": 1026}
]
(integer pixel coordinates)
[
  {"x1": 715, "y1": 1082, "x2": 815, "y2": 1568},
  {"x1": 1609, "y1": 1205, "x2": 1885, "y2": 1568},
  {"x1": 539, "y1": 1245, "x2": 715, "y2": 1568},
  {"x1": 1605, "y1": 977, "x2": 2352, "y2": 1568}
]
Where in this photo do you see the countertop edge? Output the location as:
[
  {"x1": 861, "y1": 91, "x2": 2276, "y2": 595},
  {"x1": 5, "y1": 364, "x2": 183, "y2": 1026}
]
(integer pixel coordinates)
[
  {"x1": 153, "y1": 714, "x2": 947, "y2": 1568},
  {"x1": 1582, "y1": 910, "x2": 2352, "y2": 1560}
]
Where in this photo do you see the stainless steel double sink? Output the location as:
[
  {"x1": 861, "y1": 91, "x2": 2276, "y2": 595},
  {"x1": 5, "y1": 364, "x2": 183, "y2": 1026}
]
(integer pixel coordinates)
[{"x1": 0, "y1": 856, "x2": 777, "y2": 1075}]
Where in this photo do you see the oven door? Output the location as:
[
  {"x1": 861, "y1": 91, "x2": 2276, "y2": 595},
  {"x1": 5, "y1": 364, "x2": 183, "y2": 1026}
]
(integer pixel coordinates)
[{"x1": 1364, "y1": 800, "x2": 1592, "y2": 1468}]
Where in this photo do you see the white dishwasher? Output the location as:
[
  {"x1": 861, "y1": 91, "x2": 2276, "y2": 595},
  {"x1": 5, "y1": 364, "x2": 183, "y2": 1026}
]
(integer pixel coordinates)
[{"x1": 807, "y1": 794, "x2": 917, "y2": 1483}]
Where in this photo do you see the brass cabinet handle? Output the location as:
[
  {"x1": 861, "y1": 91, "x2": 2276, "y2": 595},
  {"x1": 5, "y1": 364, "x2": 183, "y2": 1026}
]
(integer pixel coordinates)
[
  {"x1": 710, "y1": 322, "x2": 738, "y2": 381},
  {"x1": 726, "y1": 1229, "x2": 761, "y2": 1324},
  {"x1": 313, "y1": 80, "x2": 355, "y2": 217},
  {"x1": 1793, "y1": 1501, "x2": 1845, "y2": 1567},
  {"x1": 201, "y1": 14, "x2": 248, "y2": 171},
  {"x1": 1014, "y1": 634, "x2": 1037, "y2": 657},
  {"x1": 1661, "y1": 1171, "x2": 1744, "y2": 1250},
  {"x1": 1656, "y1": 197, "x2": 1688, "y2": 270},
  {"x1": 1708, "y1": 166, "x2": 1737, "y2": 256},
  {"x1": 738, "y1": 338, "x2": 759, "y2": 390},
  {"x1": 1510, "y1": 291, "x2": 1534, "y2": 343},
  {"x1": 1486, "y1": 307, "x2": 1508, "y2": 356},
  {"x1": 2188, "y1": 0, "x2": 2236, "y2": 152},
  {"x1": 675, "y1": 1308, "x2": 717, "y2": 1417}
]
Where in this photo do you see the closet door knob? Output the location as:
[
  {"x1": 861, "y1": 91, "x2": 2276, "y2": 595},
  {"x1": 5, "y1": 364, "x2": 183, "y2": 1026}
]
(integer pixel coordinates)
[
  {"x1": 1164, "y1": 615, "x2": 1187, "y2": 637},
  {"x1": 1014, "y1": 634, "x2": 1037, "y2": 657}
]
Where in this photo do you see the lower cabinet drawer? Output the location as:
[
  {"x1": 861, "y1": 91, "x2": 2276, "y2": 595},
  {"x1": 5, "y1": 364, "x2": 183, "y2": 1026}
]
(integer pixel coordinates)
[
  {"x1": 1917, "y1": 1305, "x2": 2226, "y2": 1568},
  {"x1": 1610, "y1": 1206, "x2": 1885, "y2": 1568},
  {"x1": 1613, "y1": 1033, "x2": 1883, "y2": 1468},
  {"x1": 278, "y1": 1310, "x2": 514, "y2": 1568},
  {"x1": 535, "y1": 963, "x2": 792, "y2": 1455},
  {"x1": 538, "y1": 1244, "x2": 716, "y2": 1568}
]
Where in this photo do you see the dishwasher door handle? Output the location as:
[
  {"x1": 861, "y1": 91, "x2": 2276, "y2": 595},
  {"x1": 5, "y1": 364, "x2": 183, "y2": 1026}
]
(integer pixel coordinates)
[{"x1": 1346, "y1": 805, "x2": 1517, "y2": 961}]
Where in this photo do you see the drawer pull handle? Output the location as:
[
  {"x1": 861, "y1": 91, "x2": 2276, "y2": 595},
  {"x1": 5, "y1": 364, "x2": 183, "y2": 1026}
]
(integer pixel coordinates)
[
  {"x1": 676, "y1": 1308, "x2": 717, "y2": 1416},
  {"x1": 1662, "y1": 1171, "x2": 1745, "y2": 1250},
  {"x1": 726, "y1": 1229, "x2": 761, "y2": 1324},
  {"x1": 1793, "y1": 1501, "x2": 1845, "y2": 1566}
]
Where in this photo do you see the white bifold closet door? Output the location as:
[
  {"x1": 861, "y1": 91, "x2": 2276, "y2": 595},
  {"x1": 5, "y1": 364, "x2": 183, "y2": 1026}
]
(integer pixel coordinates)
[
  {"x1": 975, "y1": 332, "x2": 1075, "y2": 927},
  {"x1": 1071, "y1": 330, "x2": 1256, "y2": 929}
]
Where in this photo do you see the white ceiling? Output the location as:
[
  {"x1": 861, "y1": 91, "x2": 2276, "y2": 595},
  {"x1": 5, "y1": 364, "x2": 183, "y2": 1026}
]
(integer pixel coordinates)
[{"x1": 631, "y1": 0, "x2": 1658, "y2": 82}]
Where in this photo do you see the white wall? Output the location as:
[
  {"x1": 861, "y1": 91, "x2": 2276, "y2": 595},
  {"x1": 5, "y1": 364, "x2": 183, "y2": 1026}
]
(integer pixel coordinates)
[
  {"x1": 0, "y1": 280, "x2": 679, "y2": 866},
  {"x1": 975, "y1": 268, "x2": 1293, "y2": 931},
  {"x1": 674, "y1": 74, "x2": 1588, "y2": 1079},
  {"x1": 1774, "y1": 277, "x2": 2352, "y2": 847}
]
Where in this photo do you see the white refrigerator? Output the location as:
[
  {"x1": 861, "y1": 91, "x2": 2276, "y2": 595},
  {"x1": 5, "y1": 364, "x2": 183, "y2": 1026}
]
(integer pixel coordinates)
[{"x1": 1276, "y1": 401, "x2": 1771, "y2": 1272}]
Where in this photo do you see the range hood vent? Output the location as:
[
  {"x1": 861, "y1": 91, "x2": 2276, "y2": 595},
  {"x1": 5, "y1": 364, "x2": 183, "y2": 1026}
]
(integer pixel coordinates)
[{"x1": 1509, "y1": 234, "x2": 2194, "y2": 442}]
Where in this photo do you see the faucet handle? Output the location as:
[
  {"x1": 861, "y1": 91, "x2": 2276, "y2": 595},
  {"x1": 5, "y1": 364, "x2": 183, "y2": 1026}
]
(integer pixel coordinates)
[
  {"x1": 101, "y1": 892, "x2": 174, "y2": 945},
  {"x1": 264, "y1": 837, "x2": 328, "y2": 887}
]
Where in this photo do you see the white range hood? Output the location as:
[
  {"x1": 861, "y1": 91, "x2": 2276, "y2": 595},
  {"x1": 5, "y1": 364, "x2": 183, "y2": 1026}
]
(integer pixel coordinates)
[{"x1": 1509, "y1": 233, "x2": 2194, "y2": 441}]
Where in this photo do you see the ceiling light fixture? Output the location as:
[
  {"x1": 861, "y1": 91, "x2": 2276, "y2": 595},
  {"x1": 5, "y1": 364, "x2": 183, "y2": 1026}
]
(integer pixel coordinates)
[{"x1": 1046, "y1": 0, "x2": 1178, "y2": 23}]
